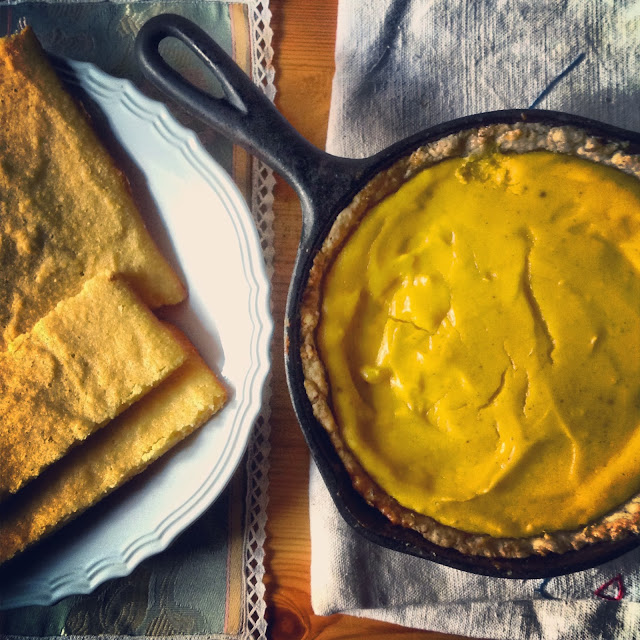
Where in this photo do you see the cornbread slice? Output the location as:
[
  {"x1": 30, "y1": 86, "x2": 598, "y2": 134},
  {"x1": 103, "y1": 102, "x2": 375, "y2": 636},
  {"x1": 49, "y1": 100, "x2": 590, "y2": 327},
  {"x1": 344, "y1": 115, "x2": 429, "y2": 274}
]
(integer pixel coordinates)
[
  {"x1": 0, "y1": 327, "x2": 227, "y2": 565},
  {"x1": 0, "y1": 275, "x2": 187, "y2": 500},
  {"x1": 0, "y1": 27, "x2": 186, "y2": 348}
]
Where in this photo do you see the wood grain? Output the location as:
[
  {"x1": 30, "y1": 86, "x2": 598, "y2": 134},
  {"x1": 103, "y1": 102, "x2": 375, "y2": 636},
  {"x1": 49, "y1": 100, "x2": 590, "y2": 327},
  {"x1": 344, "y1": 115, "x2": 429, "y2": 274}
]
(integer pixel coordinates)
[{"x1": 264, "y1": 2, "x2": 468, "y2": 639}]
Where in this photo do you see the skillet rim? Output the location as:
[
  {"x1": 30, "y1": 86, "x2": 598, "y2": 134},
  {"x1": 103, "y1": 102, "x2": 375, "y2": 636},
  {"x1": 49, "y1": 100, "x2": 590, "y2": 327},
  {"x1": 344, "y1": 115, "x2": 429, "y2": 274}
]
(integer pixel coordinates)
[{"x1": 284, "y1": 108, "x2": 640, "y2": 579}]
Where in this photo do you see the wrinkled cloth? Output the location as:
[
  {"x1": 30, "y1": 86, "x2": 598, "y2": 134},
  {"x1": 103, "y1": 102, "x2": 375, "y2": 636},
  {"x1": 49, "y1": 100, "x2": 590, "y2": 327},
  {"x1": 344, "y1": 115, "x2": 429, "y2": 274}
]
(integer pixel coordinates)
[{"x1": 311, "y1": 1, "x2": 640, "y2": 638}]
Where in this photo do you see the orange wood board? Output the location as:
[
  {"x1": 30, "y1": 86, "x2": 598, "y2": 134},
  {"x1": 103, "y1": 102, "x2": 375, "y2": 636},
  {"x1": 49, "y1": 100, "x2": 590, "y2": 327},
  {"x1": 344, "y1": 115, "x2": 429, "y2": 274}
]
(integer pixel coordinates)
[{"x1": 265, "y1": 2, "x2": 470, "y2": 638}]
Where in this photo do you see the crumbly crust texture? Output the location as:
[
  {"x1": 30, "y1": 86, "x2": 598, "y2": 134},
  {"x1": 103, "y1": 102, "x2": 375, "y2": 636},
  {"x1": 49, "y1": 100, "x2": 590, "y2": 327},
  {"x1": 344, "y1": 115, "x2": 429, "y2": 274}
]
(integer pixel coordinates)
[{"x1": 300, "y1": 122, "x2": 640, "y2": 558}]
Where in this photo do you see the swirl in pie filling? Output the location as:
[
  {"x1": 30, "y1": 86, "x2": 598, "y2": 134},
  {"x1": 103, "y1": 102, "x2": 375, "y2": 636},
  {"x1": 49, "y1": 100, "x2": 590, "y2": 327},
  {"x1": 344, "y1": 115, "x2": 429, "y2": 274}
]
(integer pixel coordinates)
[{"x1": 317, "y1": 150, "x2": 640, "y2": 538}]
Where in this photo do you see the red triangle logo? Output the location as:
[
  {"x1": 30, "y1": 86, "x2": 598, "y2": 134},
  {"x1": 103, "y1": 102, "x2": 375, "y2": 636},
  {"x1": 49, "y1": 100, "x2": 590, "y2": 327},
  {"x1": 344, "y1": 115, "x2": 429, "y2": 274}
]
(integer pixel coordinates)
[{"x1": 594, "y1": 574, "x2": 625, "y2": 601}]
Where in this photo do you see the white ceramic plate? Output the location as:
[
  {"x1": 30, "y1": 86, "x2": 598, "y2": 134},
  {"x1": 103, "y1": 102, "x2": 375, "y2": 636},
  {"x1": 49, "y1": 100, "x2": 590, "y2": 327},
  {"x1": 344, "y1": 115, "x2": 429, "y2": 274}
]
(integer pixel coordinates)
[{"x1": 0, "y1": 60, "x2": 273, "y2": 609}]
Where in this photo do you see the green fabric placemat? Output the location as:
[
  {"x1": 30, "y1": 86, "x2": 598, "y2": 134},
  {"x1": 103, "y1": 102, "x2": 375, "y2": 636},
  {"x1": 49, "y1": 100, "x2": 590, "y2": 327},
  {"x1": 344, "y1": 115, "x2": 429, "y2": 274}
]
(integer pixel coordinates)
[{"x1": 0, "y1": 488, "x2": 235, "y2": 636}]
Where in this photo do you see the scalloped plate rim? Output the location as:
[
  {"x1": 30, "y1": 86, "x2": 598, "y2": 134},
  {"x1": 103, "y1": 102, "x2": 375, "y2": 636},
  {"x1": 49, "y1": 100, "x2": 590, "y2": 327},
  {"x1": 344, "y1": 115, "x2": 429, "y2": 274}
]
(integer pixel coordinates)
[{"x1": 0, "y1": 59, "x2": 273, "y2": 608}]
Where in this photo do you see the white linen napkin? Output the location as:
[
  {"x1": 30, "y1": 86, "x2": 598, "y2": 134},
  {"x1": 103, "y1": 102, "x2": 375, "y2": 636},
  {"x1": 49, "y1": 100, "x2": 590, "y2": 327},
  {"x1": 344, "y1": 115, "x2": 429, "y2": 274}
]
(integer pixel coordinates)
[{"x1": 311, "y1": 1, "x2": 640, "y2": 638}]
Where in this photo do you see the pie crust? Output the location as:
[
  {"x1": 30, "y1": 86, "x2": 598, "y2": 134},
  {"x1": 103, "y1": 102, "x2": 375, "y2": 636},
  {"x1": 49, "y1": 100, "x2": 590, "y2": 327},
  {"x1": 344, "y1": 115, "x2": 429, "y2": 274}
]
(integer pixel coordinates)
[{"x1": 300, "y1": 122, "x2": 640, "y2": 558}]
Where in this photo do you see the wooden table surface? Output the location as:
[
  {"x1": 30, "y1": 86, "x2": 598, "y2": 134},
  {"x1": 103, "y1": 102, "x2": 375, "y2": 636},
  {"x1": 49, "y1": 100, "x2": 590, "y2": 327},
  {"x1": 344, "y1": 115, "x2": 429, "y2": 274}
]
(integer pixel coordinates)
[{"x1": 264, "y1": 2, "x2": 467, "y2": 639}]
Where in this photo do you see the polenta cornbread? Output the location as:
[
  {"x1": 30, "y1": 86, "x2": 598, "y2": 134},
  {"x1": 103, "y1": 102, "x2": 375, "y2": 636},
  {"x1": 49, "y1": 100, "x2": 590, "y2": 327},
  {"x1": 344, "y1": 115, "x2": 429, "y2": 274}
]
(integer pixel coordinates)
[
  {"x1": 301, "y1": 123, "x2": 640, "y2": 557},
  {"x1": 0, "y1": 27, "x2": 185, "y2": 349},
  {"x1": 0, "y1": 327, "x2": 226, "y2": 565},
  {"x1": 0, "y1": 275, "x2": 187, "y2": 500}
]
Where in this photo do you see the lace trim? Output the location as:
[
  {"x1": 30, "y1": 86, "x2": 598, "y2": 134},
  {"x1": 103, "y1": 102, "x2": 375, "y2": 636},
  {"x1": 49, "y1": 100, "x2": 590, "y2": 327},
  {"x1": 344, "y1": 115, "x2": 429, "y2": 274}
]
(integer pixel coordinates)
[{"x1": 243, "y1": 2, "x2": 275, "y2": 639}]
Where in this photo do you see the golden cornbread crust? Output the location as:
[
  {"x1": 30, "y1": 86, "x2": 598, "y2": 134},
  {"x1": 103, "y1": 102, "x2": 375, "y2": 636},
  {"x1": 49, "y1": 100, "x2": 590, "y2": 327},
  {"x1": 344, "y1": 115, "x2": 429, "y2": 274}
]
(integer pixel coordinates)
[
  {"x1": 0, "y1": 28, "x2": 231, "y2": 566},
  {"x1": 0, "y1": 28, "x2": 186, "y2": 349},
  {"x1": 0, "y1": 326, "x2": 226, "y2": 565},
  {"x1": 300, "y1": 122, "x2": 640, "y2": 559},
  {"x1": 0, "y1": 275, "x2": 187, "y2": 500}
]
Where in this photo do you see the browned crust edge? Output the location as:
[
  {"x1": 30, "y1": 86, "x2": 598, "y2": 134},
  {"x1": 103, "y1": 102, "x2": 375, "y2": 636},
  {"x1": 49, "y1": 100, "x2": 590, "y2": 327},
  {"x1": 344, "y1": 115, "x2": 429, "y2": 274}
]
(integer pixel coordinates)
[{"x1": 300, "y1": 122, "x2": 640, "y2": 559}]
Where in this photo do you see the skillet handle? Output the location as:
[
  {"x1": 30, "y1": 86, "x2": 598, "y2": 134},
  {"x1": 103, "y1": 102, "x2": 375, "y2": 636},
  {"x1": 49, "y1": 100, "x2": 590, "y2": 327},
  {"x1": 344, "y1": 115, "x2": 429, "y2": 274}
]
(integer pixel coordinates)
[{"x1": 135, "y1": 14, "x2": 372, "y2": 241}]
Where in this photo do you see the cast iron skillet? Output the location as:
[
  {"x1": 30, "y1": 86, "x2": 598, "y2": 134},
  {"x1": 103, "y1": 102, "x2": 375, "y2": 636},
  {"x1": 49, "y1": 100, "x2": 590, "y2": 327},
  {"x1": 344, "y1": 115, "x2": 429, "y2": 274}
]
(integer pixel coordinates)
[{"x1": 136, "y1": 13, "x2": 640, "y2": 578}]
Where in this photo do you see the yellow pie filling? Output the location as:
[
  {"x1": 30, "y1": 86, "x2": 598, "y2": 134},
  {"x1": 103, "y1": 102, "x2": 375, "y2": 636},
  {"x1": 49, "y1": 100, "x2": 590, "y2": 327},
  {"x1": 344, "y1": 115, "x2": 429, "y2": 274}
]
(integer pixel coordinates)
[{"x1": 318, "y1": 150, "x2": 640, "y2": 539}]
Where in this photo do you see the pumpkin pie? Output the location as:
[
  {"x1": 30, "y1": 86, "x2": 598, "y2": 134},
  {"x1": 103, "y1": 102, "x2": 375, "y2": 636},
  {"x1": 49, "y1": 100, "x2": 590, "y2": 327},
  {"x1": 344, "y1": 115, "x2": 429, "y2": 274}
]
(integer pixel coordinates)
[{"x1": 301, "y1": 122, "x2": 640, "y2": 558}]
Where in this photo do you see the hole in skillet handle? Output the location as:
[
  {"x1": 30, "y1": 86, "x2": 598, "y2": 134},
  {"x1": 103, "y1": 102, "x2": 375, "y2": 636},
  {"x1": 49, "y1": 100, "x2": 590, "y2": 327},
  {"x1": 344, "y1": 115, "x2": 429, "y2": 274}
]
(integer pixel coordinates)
[
  {"x1": 135, "y1": 13, "x2": 374, "y2": 244},
  {"x1": 136, "y1": 14, "x2": 255, "y2": 144}
]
